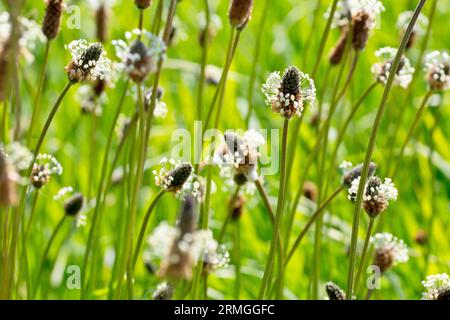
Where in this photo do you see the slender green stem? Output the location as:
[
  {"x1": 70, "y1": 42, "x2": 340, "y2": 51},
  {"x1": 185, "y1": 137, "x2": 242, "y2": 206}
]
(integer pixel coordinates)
[
  {"x1": 245, "y1": 0, "x2": 271, "y2": 125},
  {"x1": 233, "y1": 220, "x2": 241, "y2": 299},
  {"x1": 324, "y1": 82, "x2": 379, "y2": 192},
  {"x1": 27, "y1": 40, "x2": 51, "y2": 147},
  {"x1": 138, "y1": 9, "x2": 144, "y2": 36},
  {"x1": 284, "y1": 186, "x2": 344, "y2": 266},
  {"x1": 258, "y1": 119, "x2": 288, "y2": 299},
  {"x1": 203, "y1": 27, "x2": 236, "y2": 132},
  {"x1": 254, "y1": 179, "x2": 275, "y2": 224},
  {"x1": 391, "y1": 91, "x2": 432, "y2": 178},
  {"x1": 346, "y1": 0, "x2": 427, "y2": 299},
  {"x1": 32, "y1": 215, "x2": 67, "y2": 298},
  {"x1": 151, "y1": 0, "x2": 163, "y2": 34},
  {"x1": 385, "y1": 0, "x2": 437, "y2": 175},
  {"x1": 31, "y1": 82, "x2": 72, "y2": 161},
  {"x1": 353, "y1": 217, "x2": 375, "y2": 294},
  {"x1": 197, "y1": 0, "x2": 210, "y2": 120},
  {"x1": 132, "y1": 189, "x2": 165, "y2": 269},
  {"x1": 81, "y1": 78, "x2": 130, "y2": 299},
  {"x1": 310, "y1": 0, "x2": 339, "y2": 78},
  {"x1": 218, "y1": 186, "x2": 241, "y2": 243}
]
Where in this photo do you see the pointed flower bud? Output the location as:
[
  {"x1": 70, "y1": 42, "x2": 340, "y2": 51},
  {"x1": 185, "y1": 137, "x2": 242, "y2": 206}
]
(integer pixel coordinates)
[
  {"x1": 325, "y1": 281, "x2": 346, "y2": 300},
  {"x1": 228, "y1": 0, "x2": 253, "y2": 30},
  {"x1": 42, "y1": 0, "x2": 65, "y2": 40},
  {"x1": 64, "y1": 192, "x2": 84, "y2": 216},
  {"x1": 152, "y1": 282, "x2": 173, "y2": 300}
]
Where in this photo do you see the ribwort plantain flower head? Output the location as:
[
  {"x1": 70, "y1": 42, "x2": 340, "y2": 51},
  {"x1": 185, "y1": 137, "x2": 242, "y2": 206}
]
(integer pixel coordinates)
[
  {"x1": 152, "y1": 282, "x2": 173, "y2": 300},
  {"x1": 348, "y1": 176, "x2": 397, "y2": 217},
  {"x1": 340, "y1": 160, "x2": 377, "y2": 188},
  {"x1": 421, "y1": 273, "x2": 450, "y2": 300},
  {"x1": 31, "y1": 154, "x2": 62, "y2": 189},
  {"x1": 215, "y1": 130, "x2": 265, "y2": 190},
  {"x1": 262, "y1": 66, "x2": 316, "y2": 119},
  {"x1": 424, "y1": 51, "x2": 450, "y2": 91},
  {"x1": 371, "y1": 233, "x2": 409, "y2": 273},
  {"x1": 149, "y1": 223, "x2": 229, "y2": 280},
  {"x1": 65, "y1": 40, "x2": 111, "y2": 83},
  {"x1": 63, "y1": 192, "x2": 84, "y2": 216},
  {"x1": 371, "y1": 47, "x2": 415, "y2": 88},
  {"x1": 0, "y1": 12, "x2": 45, "y2": 63},
  {"x1": 42, "y1": 0, "x2": 66, "y2": 40},
  {"x1": 113, "y1": 29, "x2": 165, "y2": 83},
  {"x1": 396, "y1": 11, "x2": 428, "y2": 49},
  {"x1": 153, "y1": 158, "x2": 193, "y2": 194},
  {"x1": 329, "y1": 0, "x2": 384, "y2": 50},
  {"x1": 144, "y1": 88, "x2": 167, "y2": 118},
  {"x1": 135, "y1": 0, "x2": 152, "y2": 10},
  {"x1": 325, "y1": 281, "x2": 346, "y2": 300},
  {"x1": 228, "y1": 0, "x2": 253, "y2": 30}
]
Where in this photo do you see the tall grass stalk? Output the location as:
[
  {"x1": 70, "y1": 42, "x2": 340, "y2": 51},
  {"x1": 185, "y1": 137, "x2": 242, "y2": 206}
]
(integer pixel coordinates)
[
  {"x1": 32, "y1": 215, "x2": 68, "y2": 298},
  {"x1": 80, "y1": 78, "x2": 130, "y2": 299},
  {"x1": 26, "y1": 41, "x2": 51, "y2": 147},
  {"x1": 258, "y1": 118, "x2": 289, "y2": 299},
  {"x1": 345, "y1": 0, "x2": 427, "y2": 299},
  {"x1": 353, "y1": 216, "x2": 375, "y2": 294},
  {"x1": 385, "y1": 0, "x2": 437, "y2": 175},
  {"x1": 245, "y1": 0, "x2": 272, "y2": 126},
  {"x1": 197, "y1": 0, "x2": 210, "y2": 120}
]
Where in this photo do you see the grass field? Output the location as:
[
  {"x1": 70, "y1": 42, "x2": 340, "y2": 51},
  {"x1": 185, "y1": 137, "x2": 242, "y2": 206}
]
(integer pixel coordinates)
[{"x1": 0, "y1": 0, "x2": 448, "y2": 300}]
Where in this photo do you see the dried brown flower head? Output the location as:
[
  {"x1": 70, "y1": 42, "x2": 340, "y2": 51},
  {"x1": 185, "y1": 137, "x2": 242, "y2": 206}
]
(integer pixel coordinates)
[
  {"x1": 64, "y1": 193, "x2": 84, "y2": 216},
  {"x1": 352, "y1": 11, "x2": 370, "y2": 51},
  {"x1": 42, "y1": 0, "x2": 64, "y2": 40},
  {"x1": 0, "y1": 152, "x2": 18, "y2": 206},
  {"x1": 329, "y1": 29, "x2": 349, "y2": 65},
  {"x1": 228, "y1": 0, "x2": 253, "y2": 30},
  {"x1": 135, "y1": 0, "x2": 152, "y2": 10},
  {"x1": 303, "y1": 181, "x2": 318, "y2": 202},
  {"x1": 230, "y1": 194, "x2": 245, "y2": 220}
]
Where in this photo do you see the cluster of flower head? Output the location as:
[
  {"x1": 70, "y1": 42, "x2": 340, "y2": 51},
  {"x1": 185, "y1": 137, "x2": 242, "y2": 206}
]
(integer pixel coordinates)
[
  {"x1": 396, "y1": 11, "x2": 429, "y2": 38},
  {"x1": 348, "y1": 175, "x2": 397, "y2": 217},
  {"x1": 370, "y1": 232, "x2": 409, "y2": 272},
  {"x1": 145, "y1": 88, "x2": 167, "y2": 119},
  {"x1": 113, "y1": 29, "x2": 166, "y2": 82},
  {"x1": 152, "y1": 282, "x2": 174, "y2": 300},
  {"x1": 330, "y1": 0, "x2": 385, "y2": 30},
  {"x1": 424, "y1": 51, "x2": 450, "y2": 91},
  {"x1": 65, "y1": 39, "x2": 111, "y2": 83},
  {"x1": 31, "y1": 154, "x2": 63, "y2": 189},
  {"x1": 147, "y1": 222, "x2": 229, "y2": 279},
  {"x1": 371, "y1": 47, "x2": 415, "y2": 88},
  {"x1": 215, "y1": 130, "x2": 265, "y2": 188},
  {"x1": 421, "y1": 273, "x2": 450, "y2": 300},
  {"x1": 153, "y1": 158, "x2": 193, "y2": 194},
  {"x1": 262, "y1": 66, "x2": 316, "y2": 119},
  {"x1": 2, "y1": 142, "x2": 33, "y2": 171},
  {"x1": 0, "y1": 12, "x2": 45, "y2": 61}
]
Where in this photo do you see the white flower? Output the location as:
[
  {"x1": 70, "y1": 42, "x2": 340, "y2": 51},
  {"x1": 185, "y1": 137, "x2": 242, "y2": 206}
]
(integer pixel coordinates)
[
  {"x1": 65, "y1": 40, "x2": 111, "y2": 82},
  {"x1": 0, "y1": 12, "x2": 45, "y2": 62},
  {"x1": 371, "y1": 47, "x2": 415, "y2": 88},
  {"x1": 147, "y1": 223, "x2": 229, "y2": 277},
  {"x1": 371, "y1": 232, "x2": 409, "y2": 264},
  {"x1": 31, "y1": 154, "x2": 63, "y2": 188},
  {"x1": 421, "y1": 273, "x2": 450, "y2": 300},
  {"x1": 329, "y1": 0, "x2": 385, "y2": 30},
  {"x1": 153, "y1": 158, "x2": 193, "y2": 194},
  {"x1": 348, "y1": 176, "x2": 397, "y2": 217},
  {"x1": 53, "y1": 186, "x2": 74, "y2": 200},
  {"x1": 339, "y1": 160, "x2": 353, "y2": 171},
  {"x1": 262, "y1": 67, "x2": 316, "y2": 119},
  {"x1": 145, "y1": 89, "x2": 168, "y2": 119},
  {"x1": 424, "y1": 50, "x2": 450, "y2": 91},
  {"x1": 396, "y1": 11, "x2": 428, "y2": 36},
  {"x1": 215, "y1": 130, "x2": 265, "y2": 186},
  {"x1": 2, "y1": 142, "x2": 33, "y2": 171},
  {"x1": 113, "y1": 29, "x2": 166, "y2": 82}
]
